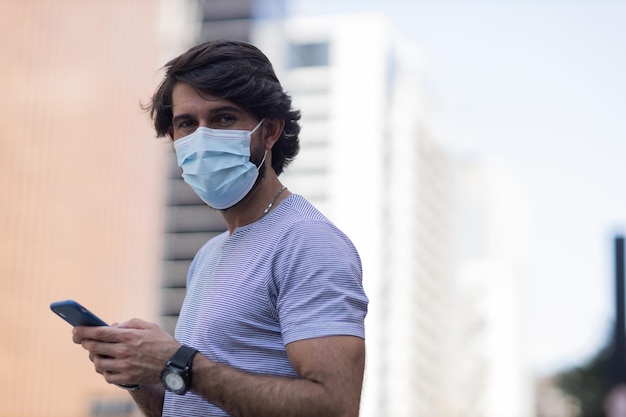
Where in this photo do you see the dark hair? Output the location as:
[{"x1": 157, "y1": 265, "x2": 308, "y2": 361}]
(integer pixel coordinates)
[{"x1": 147, "y1": 40, "x2": 301, "y2": 175}]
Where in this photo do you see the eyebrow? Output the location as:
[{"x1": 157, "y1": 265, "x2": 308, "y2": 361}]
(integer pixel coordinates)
[{"x1": 171, "y1": 105, "x2": 245, "y2": 126}]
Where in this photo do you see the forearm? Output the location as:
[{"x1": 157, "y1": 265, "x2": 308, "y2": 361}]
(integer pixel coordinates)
[
  {"x1": 130, "y1": 384, "x2": 165, "y2": 417},
  {"x1": 191, "y1": 356, "x2": 358, "y2": 417}
]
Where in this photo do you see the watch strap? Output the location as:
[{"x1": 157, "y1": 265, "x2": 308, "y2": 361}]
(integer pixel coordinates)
[
  {"x1": 116, "y1": 383, "x2": 141, "y2": 392},
  {"x1": 167, "y1": 345, "x2": 198, "y2": 370}
]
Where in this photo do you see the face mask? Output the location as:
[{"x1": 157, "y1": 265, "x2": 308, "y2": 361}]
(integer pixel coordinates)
[{"x1": 173, "y1": 119, "x2": 266, "y2": 209}]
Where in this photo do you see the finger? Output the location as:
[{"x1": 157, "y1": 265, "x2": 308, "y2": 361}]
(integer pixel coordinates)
[
  {"x1": 72, "y1": 326, "x2": 86, "y2": 344},
  {"x1": 81, "y1": 339, "x2": 119, "y2": 359},
  {"x1": 116, "y1": 318, "x2": 153, "y2": 330},
  {"x1": 102, "y1": 370, "x2": 132, "y2": 386},
  {"x1": 92, "y1": 355, "x2": 116, "y2": 376},
  {"x1": 76, "y1": 325, "x2": 128, "y2": 343},
  {"x1": 90, "y1": 351, "x2": 113, "y2": 361},
  {"x1": 73, "y1": 326, "x2": 108, "y2": 343},
  {"x1": 94, "y1": 356, "x2": 141, "y2": 386}
]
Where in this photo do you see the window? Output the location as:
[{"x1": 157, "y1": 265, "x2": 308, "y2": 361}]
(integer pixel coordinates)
[{"x1": 288, "y1": 42, "x2": 329, "y2": 68}]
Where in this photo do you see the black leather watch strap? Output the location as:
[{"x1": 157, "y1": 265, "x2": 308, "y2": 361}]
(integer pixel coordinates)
[
  {"x1": 168, "y1": 345, "x2": 198, "y2": 369},
  {"x1": 161, "y1": 345, "x2": 199, "y2": 395}
]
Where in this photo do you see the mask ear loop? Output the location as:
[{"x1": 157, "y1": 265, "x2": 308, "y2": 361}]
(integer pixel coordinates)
[
  {"x1": 252, "y1": 118, "x2": 267, "y2": 169},
  {"x1": 256, "y1": 150, "x2": 268, "y2": 169},
  {"x1": 251, "y1": 118, "x2": 265, "y2": 134}
]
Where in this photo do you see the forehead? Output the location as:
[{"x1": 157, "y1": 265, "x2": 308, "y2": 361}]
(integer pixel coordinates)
[{"x1": 171, "y1": 82, "x2": 243, "y2": 115}]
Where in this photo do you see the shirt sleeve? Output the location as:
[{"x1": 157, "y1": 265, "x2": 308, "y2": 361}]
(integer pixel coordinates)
[{"x1": 271, "y1": 220, "x2": 369, "y2": 345}]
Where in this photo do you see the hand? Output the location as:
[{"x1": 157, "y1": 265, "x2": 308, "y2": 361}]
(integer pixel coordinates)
[{"x1": 72, "y1": 318, "x2": 180, "y2": 386}]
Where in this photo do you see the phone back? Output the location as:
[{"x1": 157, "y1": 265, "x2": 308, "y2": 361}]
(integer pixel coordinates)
[{"x1": 50, "y1": 300, "x2": 108, "y2": 326}]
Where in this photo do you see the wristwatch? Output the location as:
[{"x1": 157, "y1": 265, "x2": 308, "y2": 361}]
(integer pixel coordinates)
[{"x1": 160, "y1": 345, "x2": 199, "y2": 395}]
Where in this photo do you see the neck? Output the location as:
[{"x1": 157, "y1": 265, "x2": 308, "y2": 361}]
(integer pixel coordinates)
[
  {"x1": 221, "y1": 179, "x2": 290, "y2": 235},
  {"x1": 261, "y1": 186, "x2": 287, "y2": 219}
]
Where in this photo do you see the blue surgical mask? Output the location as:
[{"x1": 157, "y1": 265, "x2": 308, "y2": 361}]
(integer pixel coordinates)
[{"x1": 173, "y1": 119, "x2": 266, "y2": 209}]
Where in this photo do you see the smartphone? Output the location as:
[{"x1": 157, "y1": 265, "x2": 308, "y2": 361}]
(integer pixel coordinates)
[
  {"x1": 50, "y1": 300, "x2": 108, "y2": 326},
  {"x1": 50, "y1": 299, "x2": 140, "y2": 391}
]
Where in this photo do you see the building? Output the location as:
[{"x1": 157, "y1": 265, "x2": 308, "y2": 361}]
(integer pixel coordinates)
[
  {"x1": 254, "y1": 12, "x2": 534, "y2": 417},
  {"x1": 449, "y1": 158, "x2": 534, "y2": 417},
  {"x1": 0, "y1": 1, "x2": 166, "y2": 416},
  {"x1": 253, "y1": 13, "x2": 456, "y2": 417}
]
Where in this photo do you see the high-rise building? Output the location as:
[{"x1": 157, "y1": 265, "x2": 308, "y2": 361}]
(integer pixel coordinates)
[
  {"x1": 253, "y1": 14, "x2": 456, "y2": 417},
  {"x1": 254, "y1": 11, "x2": 534, "y2": 417},
  {"x1": 449, "y1": 159, "x2": 534, "y2": 417}
]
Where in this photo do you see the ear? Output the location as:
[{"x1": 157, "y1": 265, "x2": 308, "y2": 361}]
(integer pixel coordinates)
[{"x1": 262, "y1": 118, "x2": 285, "y2": 149}]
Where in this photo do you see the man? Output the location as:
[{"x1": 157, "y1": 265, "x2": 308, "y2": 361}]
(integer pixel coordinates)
[{"x1": 73, "y1": 40, "x2": 368, "y2": 417}]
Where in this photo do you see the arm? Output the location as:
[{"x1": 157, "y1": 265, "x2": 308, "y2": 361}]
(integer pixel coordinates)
[
  {"x1": 129, "y1": 384, "x2": 165, "y2": 417},
  {"x1": 191, "y1": 335, "x2": 365, "y2": 417},
  {"x1": 75, "y1": 322, "x2": 365, "y2": 417}
]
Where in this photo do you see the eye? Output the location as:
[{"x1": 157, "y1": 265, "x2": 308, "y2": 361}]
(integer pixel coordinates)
[
  {"x1": 211, "y1": 114, "x2": 237, "y2": 128},
  {"x1": 172, "y1": 119, "x2": 198, "y2": 137},
  {"x1": 178, "y1": 119, "x2": 197, "y2": 129}
]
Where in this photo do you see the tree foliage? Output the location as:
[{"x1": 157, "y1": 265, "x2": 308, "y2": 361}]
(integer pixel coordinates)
[{"x1": 556, "y1": 336, "x2": 616, "y2": 417}]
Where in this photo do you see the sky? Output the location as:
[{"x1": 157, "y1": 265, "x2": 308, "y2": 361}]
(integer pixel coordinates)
[{"x1": 290, "y1": 0, "x2": 626, "y2": 375}]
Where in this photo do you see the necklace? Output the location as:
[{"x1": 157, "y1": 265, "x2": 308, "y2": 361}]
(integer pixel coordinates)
[{"x1": 262, "y1": 186, "x2": 287, "y2": 218}]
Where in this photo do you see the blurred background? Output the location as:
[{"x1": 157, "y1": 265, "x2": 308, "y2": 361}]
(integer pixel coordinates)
[{"x1": 1, "y1": 0, "x2": 625, "y2": 416}]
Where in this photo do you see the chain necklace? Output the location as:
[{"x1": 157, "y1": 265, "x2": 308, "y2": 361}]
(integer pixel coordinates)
[{"x1": 261, "y1": 186, "x2": 287, "y2": 218}]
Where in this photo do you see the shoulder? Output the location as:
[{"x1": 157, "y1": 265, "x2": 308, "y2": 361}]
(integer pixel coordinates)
[
  {"x1": 268, "y1": 196, "x2": 362, "y2": 285},
  {"x1": 271, "y1": 195, "x2": 359, "y2": 260}
]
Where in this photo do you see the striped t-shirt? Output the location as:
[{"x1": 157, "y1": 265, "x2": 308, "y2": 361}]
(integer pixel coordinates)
[{"x1": 162, "y1": 194, "x2": 368, "y2": 417}]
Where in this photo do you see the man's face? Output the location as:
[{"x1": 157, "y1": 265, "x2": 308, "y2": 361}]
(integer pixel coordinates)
[
  {"x1": 170, "y1": 82, "x2": 266, "y2": 168},
  {"x1": 170, "y1": 82, "x2": 260, "y2": 140}
]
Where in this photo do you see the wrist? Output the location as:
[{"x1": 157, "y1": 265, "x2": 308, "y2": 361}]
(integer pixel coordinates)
[{"x1": 160, "y1": 345, "x2": 199, "y2": 395}]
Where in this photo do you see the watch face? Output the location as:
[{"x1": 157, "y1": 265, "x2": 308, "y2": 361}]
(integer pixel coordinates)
[{"x1": 164, "y1": 372, "x2": 185, "y2": 392}]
